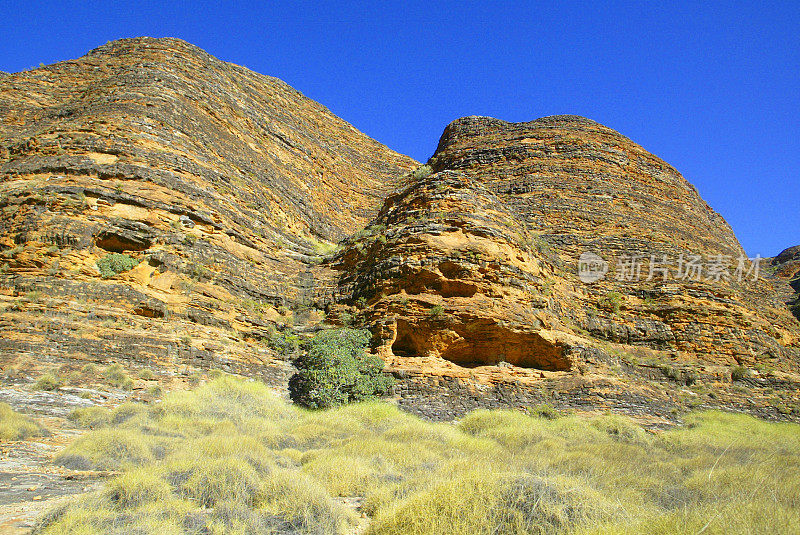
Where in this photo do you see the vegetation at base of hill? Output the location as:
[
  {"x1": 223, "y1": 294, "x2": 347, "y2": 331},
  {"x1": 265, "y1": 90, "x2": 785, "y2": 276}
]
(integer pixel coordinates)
[
  {"x1": 103, "y1": 363, "x2": 133, "y2": 390},
  {"x1": 96, "y1": 253, "x2": 140, "y2": 278},
  {"x1": 36, "y1": 376, "x2": 800, "y2": 534},
  {"x1": 33, "y1": 372, "x2": 63, "y2": 391},
  {"x1": 289, "y1": 328, "x2": 393, "y2": 409},
  {"x1": 268, "y1": 329, "x2": 301, "y2": 356},
  {"x1": 0, "y1": 402, "x2": 47, "y2": 440}
]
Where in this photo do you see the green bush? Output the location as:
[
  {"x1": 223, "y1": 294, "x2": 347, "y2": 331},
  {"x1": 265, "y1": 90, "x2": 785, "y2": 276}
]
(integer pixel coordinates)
[
  {"x1": 138, "y1": 368, "x2": 156, "y2": 381},
  {"x1": 269, "y1": 330, "x2": 300, "y2": 357},
  {"x1": 428, "y1": 305, "x2": 445, "y2": 317},
  {"x1": 104, "y1": 363, "x2": 133, "y2": 390},
  {"x1": 411, "y1": 164, "x2": 433, "y2": 180},
  {"x1": 730, "y1": 365, "x2": 748, "y2": 381},
  {"x1": 289, "y1": 328, "x2": 393, "y2": 409},
  {"x1": 96, "y1": 253, "x2": 140, "y2": 278},
  {"x1": 598, "y1": 291, "x2": 624, "y2": 314},
  {"x1": 528, "y1": 403, "x2": 560, "y2": 420}
]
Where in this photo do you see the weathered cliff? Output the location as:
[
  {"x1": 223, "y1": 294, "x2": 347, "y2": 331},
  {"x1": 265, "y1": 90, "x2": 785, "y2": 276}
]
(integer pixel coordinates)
[
  {"x1": 0, "y1": 37, "x2": 416, "y2": 383},
  {"x1": 772, "y1": 245, "x2": 800, "y2": 320},
  {"x1": 1, "y1": 39, "x2": 798, "y2": 423},
  {"x1": 333, "y1": 116, "x2": 800, "y2": 421}
]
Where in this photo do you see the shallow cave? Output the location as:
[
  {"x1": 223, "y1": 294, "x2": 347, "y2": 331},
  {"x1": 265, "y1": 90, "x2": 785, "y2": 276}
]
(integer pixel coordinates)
[
  {"x1": 391, "y1": 318, "x2": 571, "y2": 371},
  {"x1": 435, "y1": 279, "x2": 479, "y2": 298},
  {"x1": 95, "y1": 230, "x2": 152, "y2": 252}
]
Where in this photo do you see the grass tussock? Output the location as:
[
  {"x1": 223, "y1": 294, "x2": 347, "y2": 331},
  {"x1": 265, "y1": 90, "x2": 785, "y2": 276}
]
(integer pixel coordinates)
[
  {"x1": 0, "y1": 402, "x2": 46, "y2": 440},
  {"x1": 33, "y1": 373, "x2": 63, "y2": 391},
  {"x1": 103, "y1": 363, "x2": 133, "y2": 390},
  {"x1": 37, "y1": 375, "x2": 800, "y2": 534}
]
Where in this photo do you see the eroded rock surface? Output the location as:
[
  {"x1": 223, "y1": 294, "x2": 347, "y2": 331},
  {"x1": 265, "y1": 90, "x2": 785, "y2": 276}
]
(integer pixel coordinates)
[
  {"x1": 0, "y1": 37, "x2": 416, "y2": 379},
  {"x1": 332, "y1": 115, "x2": 800, "y2": 420},
  {"x1": 772, "y1": 245, "x2": 800, "y2": 320},
  {"x1": 1, "y1": 40, "x2": 798, "y2": 424}
]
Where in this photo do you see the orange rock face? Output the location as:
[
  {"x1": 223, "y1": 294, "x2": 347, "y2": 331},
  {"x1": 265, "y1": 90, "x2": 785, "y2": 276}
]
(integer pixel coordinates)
[
  {"x1": 1, "y1": 40, "x2": 798, "y2": 421},
  {"x1": 0, "y1": 37, "x2": 415, "y2": 381},
  {"x1": 338, "y1": 116, "x2": 798, "y2": 366},
  {"x1": 333, "y1": 116, "x2": 800, "y2": 421}
]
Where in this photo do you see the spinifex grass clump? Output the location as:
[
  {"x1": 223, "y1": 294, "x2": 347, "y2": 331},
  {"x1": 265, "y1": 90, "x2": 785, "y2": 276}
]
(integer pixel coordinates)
[
  {"x1": 0, "y1": 403, "x2": 46, "y2": 440},
  {"x1": 32, "y1": 373, "x2": 63, "y2": 391},
  {"x1": 37, "y1": 376, "x2": 800, "y2": 534}
]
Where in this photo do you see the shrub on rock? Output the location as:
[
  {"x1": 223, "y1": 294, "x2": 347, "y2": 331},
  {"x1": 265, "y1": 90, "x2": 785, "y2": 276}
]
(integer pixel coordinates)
[{"x1": 96, "y1": 253, "x2": 140, "y2": 278}]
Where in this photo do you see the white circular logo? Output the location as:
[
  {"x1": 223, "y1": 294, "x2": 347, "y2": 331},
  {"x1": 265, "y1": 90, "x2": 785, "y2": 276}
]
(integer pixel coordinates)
[{"x1": 578, "y1": 252, "x2": 608, "y2": 283}]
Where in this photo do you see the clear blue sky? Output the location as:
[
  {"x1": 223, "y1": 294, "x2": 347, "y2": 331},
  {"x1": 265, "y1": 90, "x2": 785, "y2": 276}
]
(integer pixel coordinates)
[{"x1": 2, "y1": 1, "x2": 798, "y2": 256}]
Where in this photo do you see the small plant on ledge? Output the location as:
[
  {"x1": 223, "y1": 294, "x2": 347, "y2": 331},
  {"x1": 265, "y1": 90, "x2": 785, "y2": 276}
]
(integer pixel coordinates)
[
  {"x1": 428, "y1": 304, "x2": 445, "y2": 317},
  {"x1": 96, "y1": 253, "x2": 140, "y2": 278}
]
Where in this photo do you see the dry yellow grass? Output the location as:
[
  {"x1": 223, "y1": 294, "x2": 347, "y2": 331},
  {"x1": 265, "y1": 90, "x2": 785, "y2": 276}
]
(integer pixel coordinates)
[
  {"x1": 35, "y1": 375, "x2": 800, "y2": 534},
  {"x1": 0, "y1": 402, "x2": 46, "y2": 440}
]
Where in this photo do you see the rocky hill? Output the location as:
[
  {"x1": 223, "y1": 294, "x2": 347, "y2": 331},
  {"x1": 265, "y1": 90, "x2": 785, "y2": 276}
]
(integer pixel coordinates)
[
  {"x1": 1, "y1": 38, "x2": 798, "y2": 423},
  {"x1": 332, "y1": 116, "x2": 800, "y2": 421},
  {"x1": 0, "y1": 37, "x2": 416, "y2": 388}
]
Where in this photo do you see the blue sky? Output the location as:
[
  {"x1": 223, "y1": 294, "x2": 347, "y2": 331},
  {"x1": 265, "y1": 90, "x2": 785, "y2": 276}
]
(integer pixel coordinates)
[{"x1": 2, "y1": 1, "x2": 798, "y2": 256}]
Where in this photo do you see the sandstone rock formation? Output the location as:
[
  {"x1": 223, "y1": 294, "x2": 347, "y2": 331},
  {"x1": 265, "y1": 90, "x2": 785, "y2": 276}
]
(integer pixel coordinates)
[
  {"x1": 1, "y1": 39, "x2": 798, "y2": 423},
  {"x1": 772, "y1": 245, "x2": 800, "y2": 319},
  {"x1": 0, "y1": 37, "x2": 415, "y2": 384},
  {"x1": 332, "y1": 116, "x2": 800, "y2": 421}
]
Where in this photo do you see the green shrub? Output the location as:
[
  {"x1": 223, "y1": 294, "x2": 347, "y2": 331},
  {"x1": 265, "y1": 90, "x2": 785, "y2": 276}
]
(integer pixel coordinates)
[
  {"x1": 138, "y1": 368, "x2": 156, "y2": 381},
  {"x1": 33, "y1": 373, "x2": 63, "y2": 391},
  {"x1": 340, "y1": 312, "x2": 355, "y2": 327},
  {"x1": 428, "y1": 304, "x2": 445, "y2": 317},
  {"x1": 0, "y1": 403, "x2": 46, "y2": 440},
  {"x1": 269, "y1": 330, "x2": 300, "y2": 357},
  {"x1": 660, "y1": 365, "x2": 699, "y2": 386},
  {"x1": 96, "y1": 253, "x2": 140, "y2": 278},
  {"x1": 528, "y1": 403, "x2": 559, "y2": 420},
  {"x1": 289, "y1": 328, "x2": 394, "y2": 409},
  {"x1": 598, "y1": 291, "x2": 624, "y2": 314}
]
